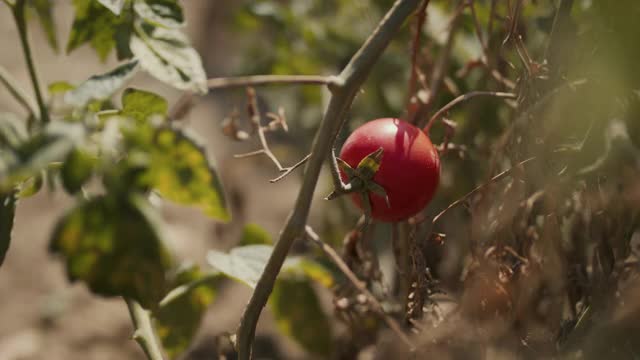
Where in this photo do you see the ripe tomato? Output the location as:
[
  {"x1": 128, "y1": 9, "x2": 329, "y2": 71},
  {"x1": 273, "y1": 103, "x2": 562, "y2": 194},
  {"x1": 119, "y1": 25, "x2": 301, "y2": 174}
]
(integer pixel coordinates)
[{"x1": 339, "y1": 118, "x2": 440, "y2": 222}]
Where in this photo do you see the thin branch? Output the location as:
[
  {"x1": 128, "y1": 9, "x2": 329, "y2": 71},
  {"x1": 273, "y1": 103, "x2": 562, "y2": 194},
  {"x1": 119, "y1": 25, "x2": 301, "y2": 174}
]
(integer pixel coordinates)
[
  {"x1": 11, "y1": 0, "x2": 49, "y2": 124},
  {"x1": 0, "y1": 65, "x2": 37, "y2": 117},
  {"x1": 424, "y1": 91, "x2": 516, "y2": 133},
  {"x1": 431, "y1": 157, "x2": 536, "y2": 224},
  {"x1": 168, "y1": 75, "x2": 336, "y2": 121},
  {"x1": 233, "y1": 88, "x2": 308, "y2": 183},
  {"x1": 236, "y1": 1, "x2": 423, "y2": 358},
  {"x1": 305, "y1": 226, "x2": 416, "y2": 350},
  {"x1": 208, "y1": 75, "x2": 337, "y2": 90},
  {"x1": 406, "y1": 0, "x2": 432, "y2": 115},
  {"x1": 502, "y1": 0, "x2": 523, "y2": 46},
  {"x1": 411, "y1": 0, "x2": 466, "y2": 125},
  {"x1": 125, "y1": 299, "x2": 164, "y2": 360},
  {"x1": 270, "y1": 153, "x2": 311, "y2": 183},
  {"x1": 468, "y1": 0, "x2": 489, "y2": 63},
  {"x1": 487, "y1": 0, "x2": 497, "y2": 38}
]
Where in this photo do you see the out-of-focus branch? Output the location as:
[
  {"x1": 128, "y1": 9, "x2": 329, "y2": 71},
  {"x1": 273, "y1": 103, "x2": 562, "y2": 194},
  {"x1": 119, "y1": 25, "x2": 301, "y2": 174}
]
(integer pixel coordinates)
[
  {"x1": 11, "y1": 0, "x2": 49, "y2": 124},
  {"x1": 208, "y1": 75, "x2": 337, "y2": 89},
  {"x1": 406, "y1": 0, "x2": 432, "y2": 116},
  {"x1": 411, "y1": 0, "x2": 466, "y2": 126},
  {"x1": 235, "y1": 0, "x2": 423, "y2": 358}
]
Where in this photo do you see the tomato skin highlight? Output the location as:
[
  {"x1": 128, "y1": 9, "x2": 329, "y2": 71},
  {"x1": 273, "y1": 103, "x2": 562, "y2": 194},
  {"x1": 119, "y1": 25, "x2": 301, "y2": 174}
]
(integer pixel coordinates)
[{"x1": 339, "y1": 118, "x2": 440, "y2": 222}]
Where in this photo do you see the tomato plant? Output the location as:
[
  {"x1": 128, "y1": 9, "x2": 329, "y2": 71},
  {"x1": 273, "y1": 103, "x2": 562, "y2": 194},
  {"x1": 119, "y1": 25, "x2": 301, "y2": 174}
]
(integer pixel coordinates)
[
  {"x1": 339, "y1": 118, "x2": 440, "y2": 222},
  {"x1": 1, "y1": 0, "x2": 640, "y2": 359}
]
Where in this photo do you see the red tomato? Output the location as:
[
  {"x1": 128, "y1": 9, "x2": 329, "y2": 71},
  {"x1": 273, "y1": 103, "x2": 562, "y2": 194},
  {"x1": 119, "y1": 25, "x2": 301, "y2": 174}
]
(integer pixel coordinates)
[{"x1": 339, "y1": 118, "x2": 440, "y2": 222}]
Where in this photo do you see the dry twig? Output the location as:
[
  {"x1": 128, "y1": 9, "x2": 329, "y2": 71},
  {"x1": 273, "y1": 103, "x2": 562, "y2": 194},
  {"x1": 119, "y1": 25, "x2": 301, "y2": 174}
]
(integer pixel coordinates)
[{"x1": 305, "y1": 226, "x2": 416, "y2": 351}]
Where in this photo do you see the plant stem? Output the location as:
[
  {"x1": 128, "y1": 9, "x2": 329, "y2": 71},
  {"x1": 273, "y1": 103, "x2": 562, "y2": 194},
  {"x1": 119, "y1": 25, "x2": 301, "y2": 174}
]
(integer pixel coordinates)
[
  {"x1": 125, "y1": 299, "x2": 165, "y2": 360},
  {"x1": 208, "y1": 75, "x2": 337, "y2": 89},
  {"x1": 0, "y1": 65, "x2": 37, "y2": 117},
  {"x1": 12, "y1": 0, "x2": 49, "y2": 124},
  {"x1": 235, "y1": 0, "x2": 422, "y2": 358}
]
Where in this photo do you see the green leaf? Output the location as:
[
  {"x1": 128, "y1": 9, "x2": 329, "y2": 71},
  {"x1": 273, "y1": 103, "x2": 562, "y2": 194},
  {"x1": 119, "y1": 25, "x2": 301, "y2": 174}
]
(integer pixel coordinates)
[
  {"x1": 207, "y1": 244, "x2": 320, "y2": 288},
  {"x1": 142, "y1": 128, "x2": 229, "y2": 221},
  {"x1": 206, "y1": 245, "x2": 275, "y2": 288},
  {"x1": 17, "y1": 172, "x2": 43, "y2": 198},
  {"x1": 64, "y1": 60, "x2": 139, "y2": 108},
  {"x1": 239, "y1": 223, "x2": 272, "y2": 246},
  {"x1": 130, "y1": 24, "x2": 207, "y2": 93},
  {"x1": 154, "y1": 265, "x2": 220, "y2": 359},
  {"x1": 121, "y1": 88, "x2": 168, "y2": 123},
  {"x1": 97, "y1": 0, "x2": 125, "y2": 15},
  {"x1": 134, "y1": 0, "x2": 184, "y2": 28},
  {"x1": 270, "y1": 276, "x2": 333, "y2": 356},
  {"x1": 29, "y1": 0, "x2": 58, "y2": 52},
  {"x1": 48, "y1": 81, "x2": 75, "y2": 95},
  {"x1": 1, "y1": 122, "x2": 85, "y2": 192},
  {"x1": 67, "y1": 0, "x2": 132, "y2": 61},
  {"x1": 0, "y1": 191, "x2": 17, "y2": 268},
  {"x1": 61, "y1": 148, "x2": 95, "y2": 194},
  {"x1": 284, "y1": 259, "x2": 335, "y2": 289},
  {"x1": 50, "y1": 195, "x2": 172, "y2": 309}
]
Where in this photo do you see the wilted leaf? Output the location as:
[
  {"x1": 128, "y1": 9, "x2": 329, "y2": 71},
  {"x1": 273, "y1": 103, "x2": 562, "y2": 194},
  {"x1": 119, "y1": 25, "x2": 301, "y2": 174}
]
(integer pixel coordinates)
[
  {"x1": 206, "y1": 245, "x2": 273, "y2": 288},
  {"x1": 29, "y1": 0, "x2": 58, "y2": 51},
  {"x1": 271, "y1": 276, "x2": 333, "y2": 356},
  {"x1": 121, "y1": 88, "x2": 168, "y2": 123},
  {"x1": 134, "y1": 0, "x2": 184, "y2": 28},
  {"x1": 130, "y1": 24, "x2": 207, "y2": 93},
  {"x1": 239, "y1": 223, "x2": 272, "y2": 246},
  {"x1": 154, "y1": 264, "x2": 220, "y2": 359},
  {"x1": 67, "y1": 0, "x2": 132, "y2": 61},
  {"x1": 64, "y1": 60, "x2": 139, "y2": 108},
  {"x1": 50, "y1": 195, "x2": 171, "y2": 309},
  {"x1": 142, "y1": 128, "x2": 229, "y2": 221},
  {"x1": 61, "y1": 148, "x2": 95, "y2": 194},
  {"x1": 97, "y1": 0, "x2": 125, "y2": 15},
  {"x1": 0, "y1": 191, "x2": 17, "y2": 268}
]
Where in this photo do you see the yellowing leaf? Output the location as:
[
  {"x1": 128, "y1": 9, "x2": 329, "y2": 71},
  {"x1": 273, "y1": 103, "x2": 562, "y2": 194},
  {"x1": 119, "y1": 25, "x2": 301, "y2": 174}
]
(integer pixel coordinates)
[
  {"x1": 271, "y1": 277, "x2": 333, "y2": 356},
  {"x1": 143, "y1": 128, "x2": 229, "y2": 222},
  {"x1": 50, "y1": 195, "x2": 172, "y2": 309},
  {"x1": 153, "y1": 265, "x2": 220, "y2": 359}
]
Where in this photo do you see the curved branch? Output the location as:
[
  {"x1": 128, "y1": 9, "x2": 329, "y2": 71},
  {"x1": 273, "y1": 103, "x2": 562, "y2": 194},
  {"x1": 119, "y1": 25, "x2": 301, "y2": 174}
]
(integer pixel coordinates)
[
  {"x1": 235, "y1": 0, "x2": 423, "y2": 358},
  {"x1": 423, "y1": 91, "x2": 516, "y2": 133}
]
